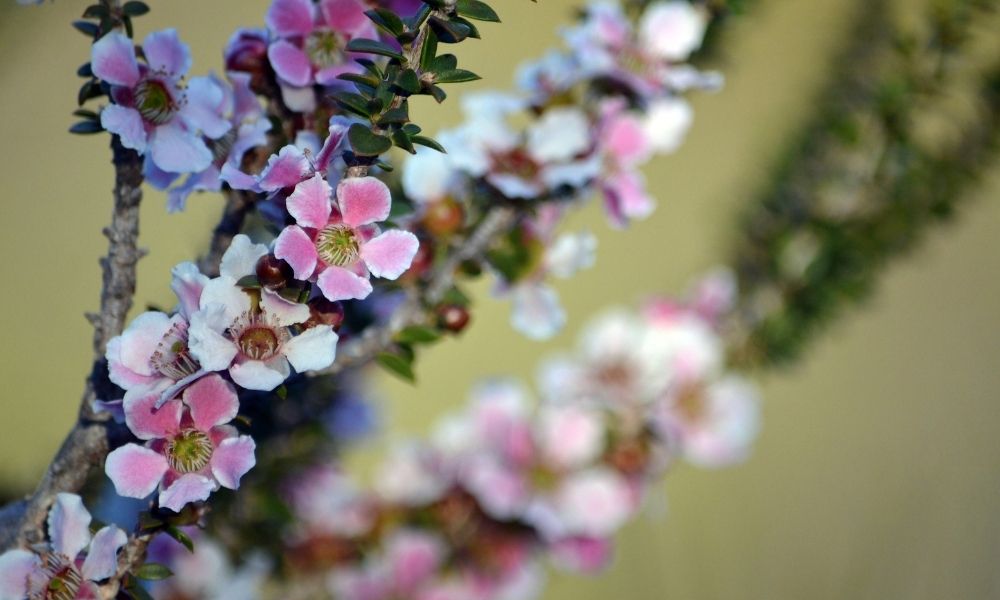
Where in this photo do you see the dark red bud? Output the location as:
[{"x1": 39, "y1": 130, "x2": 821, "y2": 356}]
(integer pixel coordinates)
[
  {"x1": 436, "y1": 304, "x2": 470, "y2": 333},
  {"x1": 256, "y1": 255, "x2": 294, "y2": 289},
  {"x1": 308, "y1": 297, "x2": 346, "y2": 331}
]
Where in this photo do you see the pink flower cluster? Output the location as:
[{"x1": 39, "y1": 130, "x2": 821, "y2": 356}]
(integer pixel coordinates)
[
  {"x1": 0, "y1": 494, "x2": 126, "y2": 599},
  {"x1": 156, "y1": 272, "x2": 758, "y2": 600}
]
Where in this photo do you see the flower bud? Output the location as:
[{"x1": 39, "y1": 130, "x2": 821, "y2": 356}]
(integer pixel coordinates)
[
  {"x1": 256, "y1": 255, "x2": 294, "y2": 289},
  {"x1": 436, "y1": 304, "x2": 470, "y2": 333},
  {"x1": 308, "y1": 297, "x2": 346, "y2": 330},
  {"x1": 422, "y1": 197, "x2": 465, "y2": 237}
]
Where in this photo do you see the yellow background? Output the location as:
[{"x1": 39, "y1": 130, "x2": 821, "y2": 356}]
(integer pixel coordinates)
[{"x1": 2, "y1": 1, "x2": 999, "y2": 598}]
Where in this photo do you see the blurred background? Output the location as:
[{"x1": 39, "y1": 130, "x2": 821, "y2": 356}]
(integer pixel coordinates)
[{"x1": 1, "y1": 0, "x2": 999, "y2": 598}]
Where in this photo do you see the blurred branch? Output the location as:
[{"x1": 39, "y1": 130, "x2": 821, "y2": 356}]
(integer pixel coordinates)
[
  {"x1": 198, "y1": 188, "x2": 257, "y2": 278},
  {"x1": 726, "y1": 0, "x2": 1000, "y2": 368}
]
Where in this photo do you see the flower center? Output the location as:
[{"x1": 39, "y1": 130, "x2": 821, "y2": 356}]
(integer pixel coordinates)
[
  {"x1": 134, "y1": 79, "x2": 177, "y2": 125},
  {"x1": 150, "y1": 321, "x2": 200, "y2": 380},
  {"x1": 238, "y1": 325, "x2": 280, "y2": 360},
  {"x1": 207, "y1": 128, "x2": 238, "y2": 163},
  {"x1": 315, "y1": 225, "x2": 360, "y2": 267},
  {"x1": 305, "y1": 30, "x2": 345, "y2": 69},
  {"x1": 166, "y1": 429, "x2": 214, "y2": 474},
  {"x1": 492, "y1": 148, "x2": 541, "y2": 180},
  {"x1": 40, "y1": 555, "x2": 82, "y2": 600}
]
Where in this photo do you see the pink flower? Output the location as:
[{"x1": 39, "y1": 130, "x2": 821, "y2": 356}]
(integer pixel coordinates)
[
  {"x1": 92, "y1": 30, "x2": 228, "y2": 173},
  {"x1": 0, "y1": 494, "x2": 127, "y2": 600},
  {"x1": 639, "y1": 1, "x2": 707, "y2": 62},
  {"x1": 265, "y1": 0, "x2": 377, "y2": 109},
  {"x1": 105, "y1": 262, "x2": 207, "y2": 391},
  {"x1": 105, "y1": 374, "x2": 256, "y2": 512},
  {"x1": 190, "y1": 235, "x2": 339, "y2": 391},
  {"x1": 274, "y1": 175, "x2": 419, "y2": 302}
]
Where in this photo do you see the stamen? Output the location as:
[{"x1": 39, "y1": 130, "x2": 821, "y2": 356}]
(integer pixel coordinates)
[
  {"x1": 226, "y1": 311, "x2": 290, "y2": 361},
  {"x1": 165, "y1": 429, "x2": 214, "y2": 474},
  {"x1": 315, "y1": 225, "x2": 360, "y2": 267},
  {"x1": 134, "y1": 79, "x2": 177, "y2": 125},
  {"x1": 150, "y1": 321, "x2": 201, "y2": 380},
  {"x1": 38, "y1": 554, "x2": 82, "y2": 600},
  {"x1": 305, "y1": 30, "x2": 345, "y2": 69}
]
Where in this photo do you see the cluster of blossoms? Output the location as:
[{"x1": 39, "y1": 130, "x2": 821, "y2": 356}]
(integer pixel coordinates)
[
  {"x1": 401, "y1": 1, "x2": 716, "y2": 338},
  {"x1": 147, "y1": 271, "x2": 759, "y2": 600}
]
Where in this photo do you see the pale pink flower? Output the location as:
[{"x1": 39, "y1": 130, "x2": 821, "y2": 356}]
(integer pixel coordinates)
[
  {"x1": 639, "y1": 1, "x2": 707, "y2": 62},
  {"x1": 273, "y1": 175, "x2": 419, "y2": 302},
  {"x1": 105, "y1": 374, "x2": 256, "y2": 512},
  {"x1": 0, "y1": 494, "x2": 127, "y2": 600}
]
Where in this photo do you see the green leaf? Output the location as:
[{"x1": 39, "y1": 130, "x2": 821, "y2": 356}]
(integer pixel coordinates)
[
  {"x1": 275, "y1": 385, "x2": 288, "y2": 400},
  {"x1": 455, "y1": 0, "x2": 500, "y2": 22},
  {"x1": 355, "y1": 58, "x2": 384, "y2": 78},
  {"x1": 419, "y1": 30, "x2": 439, "y2": 71},
  {"x1": 402, "y1": 123, "x2": 422, "y2": 135},
  {"x1": 70, "y1": 121, "x2": 103, "y2": 135},
  {"x1": 365, "y1": 8, "x2": 405, "y2": 36},
  {"x1": 125, "y1": 581, "x2": 155, "y2": 600},
  {"x1": 434, "y1": 68, "x2": 481, "y2": 84},
  {"x1": 235, "y1": 275, "x2": 261, "y2": 289},
  {"x1": 376, "y1": 352, "x2": 415, "y2": 382},
  {"x1": 72, "y1": 20, "x2": 99, "y2": 37},
  {"x1": 412, "y1": 135, "x2": 446, "y2": 152},
  {"x1": 137, "y1": 512, "x2": 164, "y2": 532},
  {"x1": 82, "y1": 4, "x2": 109, "y2": 18},
  {"x1": 348, "y1": 124, "x2": 393, "y2": 157},
  {"x1": 396, "y1": 325, "x2": 442, "y2": 344},
  {"x1": 428, "y1": 85, "x2": 447, "y2": 103},
  {"x1": 77, "y1": 63, "x2": 94, "y2": 78},
  {"x1": 165, "y1": 526, "x2": 195, "y2": 553},
  {"x1": 427, "y1": 53, "x2": 458, "y2": 73},
  {"x1": 393, "y1": 69, "x2": 421, "y2": 95},
  {"x1": 452, "y1": 16, "x2": 481, "y2": 39},
  {"x1": 73, "y1": 108, "x2": 99, "y2": 120},
  {"x1": 378, "y1": 104, "x2": 410, "y2": 125},
  {"x1": 428, "y1": 16, "x2": 473, "y2": 44},
  {"x1": 122, "y1": 1, "x2": 150, "y2": 16},
  {"x1": 123, "y1": 15, "x2": 134, "y2": 38},
  {"x1": 346, "y1": 38, "x2": 406, "y2": 62},
  {"x1": 331, "y1": 91, "x2": 372, "y2": 118},
  {"x1": 337, "y1": 72, "x2": 380, "y2": 93},
  {"x1": 78, "y1": 79, "x2": 102, "y2": 106},
  {"x1": 134, "y1": 563, "x2": 173, "y2": 581},
  {"x1": 391, "y1": 129, "x2": 415, "y2": 153}
]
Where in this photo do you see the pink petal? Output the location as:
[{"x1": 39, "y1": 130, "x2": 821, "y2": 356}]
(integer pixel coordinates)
[
  {"x1": 142, "y1": 29, "x2": 191, "y2": 77},
  {"x1": 181, "y1": 75, "x2": 231, "y2": 139},
  {"x1": 170, "y1": 262, "x2": 208, "y2": 319},
  {"x1": 81, "y1": 525, "x2": 127, "y2": 581},
  {"x1": 268, "y1": 40, "x2": 312, "y2": 87},
  {"x1": 105, "y1": 444, "x2": 168, "y2": 499},
  {"x1": 258, "y1": 145, "x2": 311, "y2": 192},
  {"x1": 117, "y1": 311, "x2": 172, "y2": 378},
  {"x1": 220, "y1": 162, "x2": 259, "y2": 191},
  {"x1": 287, "y1": 173, "x2": 333, "y2": 229},
  {"x1": 106, "y1": 337, "x2": 158, "y2": 391},
  {"x1": 317, "y1": 266, "x2": 373, "y2": 301},
  {"x1": 100, "y1": 105, "x2": 147, "y2": 153},
  {"x1": 260, "y1": 288, "x2": 310, "y2": 326},
  {"x1": 315, "y1": 117, "x2": 351, "y2": 172},
  {"x1": 47, "y1": 493, "x2": 92, "y2": 559},
  {"x1": 384, "y1": 530, "x2": 445, "y2": 592},
  {"x1": 158, "y1": 474, "x2": 215, "y2": 512},
  {"x1": 319, "y1": 0, "x2": 372, "y2": 35},
  {"x1": 229, "y1": 357, "x2": 290, "y2": 391},
  {"x1": 90, "y1": 32, "x2": 139, "y2": 87},
  {"x1": 149, "y1": 122, "x2": 213, "y2": 174},
  {"x1": 338, "y1": 177, "x2": 391, "y2": 227},
  {"x1": 0, "y1": 549, "x2": 40, "y2": 599},
  {"x1": 266, "y1": 0, "x2": 316, "y2": 37},
  {"x1": 123, "y1": 387, "x2": 182, "y2": 441},
  {"x1": 273, "y1": 225, "x2": 318, "y2": 281},
  {"x1": 282, "y1": 325, "x2": 338, "y2": 372},
  {"x1": 183, "y1": 374, "x2": 239, "y2": 431},
  {"x1": 361, "y1": 230, "x2": 418, "y2": 280},
  {"x1": 604, "y1": 113, "x2": 652, "y2": 166},
  {"x1": 548, "y1": 537, "x2": 613, "y2": 573},
  {"x1": 210, "y1": 435, "x2": 256, "y2": 489}
]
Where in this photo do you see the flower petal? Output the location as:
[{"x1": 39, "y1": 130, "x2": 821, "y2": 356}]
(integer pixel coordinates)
[
  {"x1": 100, "y1": 105, "x2": 147, "y2": 153},
  {"x1": 338, "y1": 177, "x2": 391, "y2": 227},
  {"x1": 510, "y1": 283, "x2": 565, "y2": 340},
  {"x1": 267, "y1": 40, "x2": 312, "y2": 87},
  {"x1": 123, "y1": 386, "x2": 182, "y2": 440},
  {"x1": 105, "y1": 338, "x2": 157, "y2": 392},
  {"x1": 0, "y1": 549, "x2": 40, "y2": 600},
  {"x1": 360, "y1": 230, "x2": 418, "y2": 280},
  {"x1": 282, "y1": 325, "x2": 338, "y2": 372},
  {"x1": 158, "y1": 474, "x2": 215, "y2": 512},
  {"x1": 116, "y1": 311, "x2": 172, "y2": 378},
  {"x1": 317, "y1": 266, "x2": 373, "y2": 301},
  {"x1": 315, "y1": 117, "x2": 351, "y2": 172},
  {"x1": 170, "y1": 262, "x2": 208, "y2": 319},
  {"x1": 142, "y1": 29, "x2": 192, "y2": 76},
  {"x1": 105, "y1": 444, "x2": 168, "y2": 499},
  {"x1": 319, "y1": 0, "x2": 372, "y2": 35},
  {"x1": 258, "y1": 145, "x2": 311, "y2": 192},
  {"x1": 149, "y1": 122, "x2": 213, "y2": 174},
  {"x1": 47, "y1": 493, "x2": 92, "y2": 559},
  {"x1": 188, "y1": 304, "x2": 239, "y2": 372},
  {"x1": 184, "y1": 374, "x2": 239, "y2": 431},
  {"x1": 266, "y1": 0, "x2": 316, "y2": 37},
  {"x1": 287, "y1": 173, "x2": 332, "y2": 229},
  {"x1": 229, "y1": 357, "x2": 291, "y2": 391},
  {"x1": 81, "y1": 526, "x2": 127, "y2": 582},
  {"x1": 260, "y1": 288, "x2": 310, "y2": 326},
  {"x1": 210, "y1": 435, "x2": 256, "y2": 489},
  {"x1": 91, "y1": 32, "x2": 139, "y2": 87},
  {"x1": 273, "y1": 225, "x2": 318, "y2": 281},
  {"x1": 181, "y1": 75, "x2": 231, "y2": 139},
  {"x1": 220, "y1": 234, "x2": 269, "y2": 280}
]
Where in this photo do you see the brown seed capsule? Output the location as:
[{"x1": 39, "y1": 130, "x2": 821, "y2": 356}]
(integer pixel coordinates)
[
  {"x1": 437, "y1": 304, "x2": 470, "y2": 333},
  {"x1": 422, "y1": 197, "x2": 465, "y2": 237},
  {"x1": 308, "y1": 297, "x2": 346, "y2": 330},
  {"x1": 255, "y1": 255, "x2": 294, "y2": 289}
]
